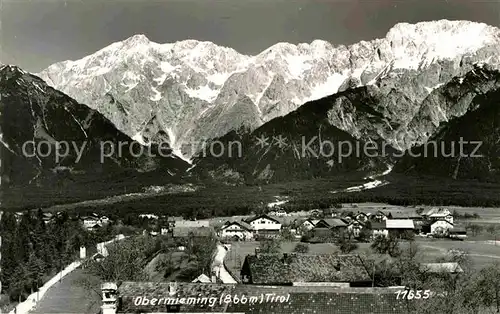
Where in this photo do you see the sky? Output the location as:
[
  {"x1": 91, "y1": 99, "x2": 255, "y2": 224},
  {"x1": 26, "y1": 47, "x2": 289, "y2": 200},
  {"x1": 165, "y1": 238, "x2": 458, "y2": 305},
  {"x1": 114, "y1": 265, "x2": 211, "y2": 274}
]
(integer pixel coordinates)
[{"x1": 0, "y1": 0, "x2": 499, "y2": 72}]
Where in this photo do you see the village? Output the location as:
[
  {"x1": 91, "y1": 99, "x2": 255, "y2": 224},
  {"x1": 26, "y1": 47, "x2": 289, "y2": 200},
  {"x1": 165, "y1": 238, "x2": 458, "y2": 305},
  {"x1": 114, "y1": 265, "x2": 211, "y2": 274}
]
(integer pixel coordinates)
[
  {"x1": 74, "y1": 205, "x2": 500, "y2": 313},
  {"x1": 4, "y1": 203, "x2": 500, "y2": 314}
]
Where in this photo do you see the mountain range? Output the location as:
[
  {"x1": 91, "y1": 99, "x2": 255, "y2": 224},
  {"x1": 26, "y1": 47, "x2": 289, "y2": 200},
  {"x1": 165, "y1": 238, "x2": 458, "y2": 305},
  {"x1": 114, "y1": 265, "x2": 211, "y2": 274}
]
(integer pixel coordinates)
[
  {"x1": 38, "y1": 20, "x2": 500, "y2": 160},
  {"x1": 2, "y1": 19, "x2": 500, "y2": 208}
]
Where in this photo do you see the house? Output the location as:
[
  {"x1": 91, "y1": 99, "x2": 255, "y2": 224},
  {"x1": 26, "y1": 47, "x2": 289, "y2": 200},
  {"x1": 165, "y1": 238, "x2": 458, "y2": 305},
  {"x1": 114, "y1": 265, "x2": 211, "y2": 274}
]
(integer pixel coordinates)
[
  {"x1": 371, "y1": 221, "x2": 389, "y2": 238},
  {"x1": 312, "y1": 219, "x2": 348, "y2": 239},
  {"x1": 346, "y1": 220, "x2": 364, "y2": 237},
  {"x1": 219, "y1": 221, "x2": 254, "y2": 240},
  {"x1": 313, "y1": 218, "x2": 346, "y2": 229},
  {"x1": 100, "y1": 216, "x2": 110, "y2": 225},
  {"x1": 298, "y1": 218, "x2": 318, "y2": 231},
  {"x1": 244, "y1": 214, "x2": 282, "y2": 237},
  {"x1": 268, "y1": 209, "x2": 287, "y2": 217},
  {"x1": 430, "y1": 220, "x2": 454, "y2": 235},
  {"x1": 80, "y1": 214, "x2": 110, "y2": 231},
  {"x1": 309, "y1": 209, "x2": 322, "y2": 217},
  {"x1": 354, "y1": 209, "x2": 378, "y2": 222},
  {"x1": 240, "y1": 252, "x2": 371, "y2": 287},
  {"x1": 373, "y1": 211, "x2": 389, "y2": 221},
  {"x1": 81, "y1": 216, "x2": 101, "y2": 230},
  {"x1": 422, "y1": 208, "x2": 453, "y2": 224},
  {"x1": 167, "y1": 216, "x2": 184, "y2": 228},
  {"x1": 385, "y1": 219, "x2": 414, "y2": 237},
  {"x1": 138, "y1": 214, "x2": 159, "y2": 220},
  {"x1": 172, "y1": 226, "x2": 215, "y2": 239}
]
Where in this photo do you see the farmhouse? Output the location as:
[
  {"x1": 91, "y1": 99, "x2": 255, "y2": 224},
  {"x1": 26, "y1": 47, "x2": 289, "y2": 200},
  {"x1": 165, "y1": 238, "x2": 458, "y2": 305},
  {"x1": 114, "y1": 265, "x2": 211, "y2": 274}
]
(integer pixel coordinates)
[
  {"x1": 312, "y1": 218, "x2": 346, "y2": 230},
  {"x1": 240, "y1": 252, "x2": 371, "y2": 287},
  {"x1": 422, "y1": 208, "x2": 453, "y2": 224},
  {"x1": 219, "y1": 221, "x2": 254, "y2": 240},
  {"x1": 298, "y1": 218, "x2": 318, "y2": 231},
  {"x1": 354, "y1": 212, "x2": 370, "y2": 223},
  {"x1": 244, "y1": 214, "x2": 282, "y2": 237},
  {"x1": 346, "y1": 220, "x2": 364, "y2": 237},
  {"x1": 371, "y1": 221, "x2": 389, "y2": 238},
  {"x1": 430, "y1": 220, "x2": 454, "y2": 235}
]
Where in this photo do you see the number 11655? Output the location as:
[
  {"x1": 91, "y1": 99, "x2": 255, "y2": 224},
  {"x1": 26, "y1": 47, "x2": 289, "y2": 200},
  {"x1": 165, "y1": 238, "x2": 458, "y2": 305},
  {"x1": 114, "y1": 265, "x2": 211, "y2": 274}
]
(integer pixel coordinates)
[{"x1": 395, "y1": 289, "x2": 431, "y2": 300}]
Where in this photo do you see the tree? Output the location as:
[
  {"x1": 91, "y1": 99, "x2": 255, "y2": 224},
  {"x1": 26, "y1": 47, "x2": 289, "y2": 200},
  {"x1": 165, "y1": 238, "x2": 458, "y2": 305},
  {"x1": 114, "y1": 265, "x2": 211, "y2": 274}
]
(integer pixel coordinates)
[
  {"x1": 468, "y1": 224, "x2": 483, "y2": 237},
  {"x1": 83, "y1": 236, "x2": 153, "y2": 282},
  {"x1": 186, "y1": 233, "x2": 217, "y2": 277},
  {"x1": 475, "y1": 263, "x2": 500, "y2": 313},
  {"x1": 335, "y1": 231, "x2": 358, "y2": 253},
  {"x1": 293, "y1": 243, "x2": 309, "y2": 253},
  {"x1": 357, "y1": 227, "x2": 372, "y2": 243},
  {"x1": 260, "y1": 238, "x2": 282, "y2": 254},
  {"x1": 280, "y1": 227, "x2": 295, "y2": 241},
  {"x1": 370, "y1": 235, "x2": 401, "y2": 257}
]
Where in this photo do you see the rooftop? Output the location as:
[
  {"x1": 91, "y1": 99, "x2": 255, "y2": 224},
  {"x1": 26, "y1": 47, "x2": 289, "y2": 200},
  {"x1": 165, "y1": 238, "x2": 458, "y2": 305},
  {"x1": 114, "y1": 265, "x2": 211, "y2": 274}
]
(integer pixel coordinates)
[
  {"x1": 385, "y1": 219, "x2": 414, "y2": 229},
  {"x1": 243, "y1": 253, "x2": 370, "y2": 285},
  {"x1": 172, "y1": 226, "x2": 214, "y2": 238},
  {"x1": 117, "y1": 282, "x2": 414, "y2": 313},
  {"x1": 322, "y1": 218, "x2": 348, "y2": 227}
]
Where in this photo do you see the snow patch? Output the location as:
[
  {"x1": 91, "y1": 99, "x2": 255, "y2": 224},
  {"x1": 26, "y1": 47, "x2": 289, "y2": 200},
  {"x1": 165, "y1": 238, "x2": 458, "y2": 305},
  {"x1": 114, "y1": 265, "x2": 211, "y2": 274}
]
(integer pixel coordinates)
[
  {"x1": 285, "y1": 54, "x2": 312, "y2": 78},
  {"x1": 150, "y1": 87, "x2": 162, "y2": 101},
  {"x1": 305, "y1": 73, "x2": 346, "y2": 102},
  {"x1": 207, "y1": 72, "x2": 231, "y2": 85},
  {"x1": 424, "y1": 82, "x2": 444, "y2": 94},
  {"x1": 185, "y1": 85, "x2": 219, "y2": 102}
]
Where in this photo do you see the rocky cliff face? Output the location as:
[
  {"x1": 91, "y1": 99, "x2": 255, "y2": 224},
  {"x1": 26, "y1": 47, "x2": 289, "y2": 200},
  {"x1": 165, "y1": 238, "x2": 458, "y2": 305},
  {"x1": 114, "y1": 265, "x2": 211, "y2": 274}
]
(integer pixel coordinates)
[
  {"x1": 192, "y1": 64, "x2": 500, "y2": 183},
  {"x1": 0, "y1": 65, "x2": 189, "y2": 208},
  {"x1": 38, "y1": 20, "x2": 500, "y2": 160},
  {"x1": 395, "y1": 66, "x2": 500, "y2": 181}
]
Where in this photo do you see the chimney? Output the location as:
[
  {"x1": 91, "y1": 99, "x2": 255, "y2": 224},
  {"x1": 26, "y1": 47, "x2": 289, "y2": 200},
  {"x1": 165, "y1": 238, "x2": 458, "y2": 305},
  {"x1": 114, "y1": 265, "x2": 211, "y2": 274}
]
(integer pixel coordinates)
[
  {"x1": 168, "y1": 282, "x2": 177, "y2": 296},
  {"x1": 211, "y1": 270, "x2": 217, "y2": 283},
  {"x1": 100, "y1": 283, "x2": 118, "y2": 314}
]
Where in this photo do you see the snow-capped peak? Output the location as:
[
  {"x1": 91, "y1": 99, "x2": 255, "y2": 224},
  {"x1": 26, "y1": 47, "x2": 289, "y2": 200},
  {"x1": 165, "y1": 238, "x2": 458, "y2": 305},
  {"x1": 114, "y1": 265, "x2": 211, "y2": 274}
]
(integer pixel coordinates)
[{"x1": 37, "y1": 20, "x2": 500, "y2": 161}]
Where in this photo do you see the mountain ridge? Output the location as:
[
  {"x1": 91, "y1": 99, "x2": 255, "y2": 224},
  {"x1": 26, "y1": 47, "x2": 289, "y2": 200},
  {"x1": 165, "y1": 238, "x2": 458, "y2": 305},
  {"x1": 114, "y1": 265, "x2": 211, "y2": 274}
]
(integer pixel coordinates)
[
  {"x1": 0, "y1": 65, "x2": 189, "y2": 209},
  {"x1": 37, "y1": 19, "x2": 500, "y2": 160}
]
